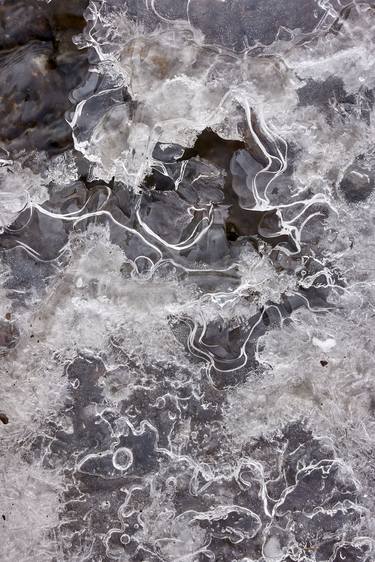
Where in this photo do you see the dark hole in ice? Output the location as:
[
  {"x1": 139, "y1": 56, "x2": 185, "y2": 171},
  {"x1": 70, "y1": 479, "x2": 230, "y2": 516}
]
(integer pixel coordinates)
[
  {"x1": 143, "y1": 168, "x2": 175, "y2": 191},
  {"x1": 0, "y1": 413, "x2": 9, "y2": 424},
  {"x1": 225, "y1": 222, "x2": 240, "y2": 241},
  {"x1": 320, "y1": 360, "x2": 328, "y2": 367},
  {"x1": 179, "y1": 128, "x2": 246, "y2": 167}
]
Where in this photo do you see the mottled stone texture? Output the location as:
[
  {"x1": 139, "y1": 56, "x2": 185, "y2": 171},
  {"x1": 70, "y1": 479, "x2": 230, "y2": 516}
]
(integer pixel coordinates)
[{"x1": 1, "y1": 1, "x2": 375, "y2": 561}]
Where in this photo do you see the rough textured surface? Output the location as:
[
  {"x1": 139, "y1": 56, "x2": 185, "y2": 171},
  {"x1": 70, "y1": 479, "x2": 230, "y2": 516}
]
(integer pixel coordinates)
[{"x1": 1, "y1": 1, "x2": 375, "y2": 561}]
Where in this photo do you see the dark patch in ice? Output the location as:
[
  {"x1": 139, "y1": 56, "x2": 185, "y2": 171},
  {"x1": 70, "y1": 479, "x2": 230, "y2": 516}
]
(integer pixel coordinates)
[
  {"x1": 0, "y1": 413, "x2": 9, "y2": 424},
  {"x1": 298, "y1": 76, "x2": 374, "y2": 124},
  {"x1": 0, "y1": 0, "x2": 88, "y2": 155},
  {"x1": 340, "y1": 156, "x2": 375, "y2": 203}
]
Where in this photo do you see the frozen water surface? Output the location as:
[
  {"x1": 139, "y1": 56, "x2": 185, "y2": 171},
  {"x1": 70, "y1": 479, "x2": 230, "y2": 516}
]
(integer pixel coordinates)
[{"x1": 1, "y1": 0, "x2": 375, "y2": 560}]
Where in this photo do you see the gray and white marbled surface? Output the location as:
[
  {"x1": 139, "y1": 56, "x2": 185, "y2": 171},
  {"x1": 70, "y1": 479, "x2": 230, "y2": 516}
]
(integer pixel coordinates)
[{"x1": 1, "y1": 1, "x2": 375, "y2": 561}]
